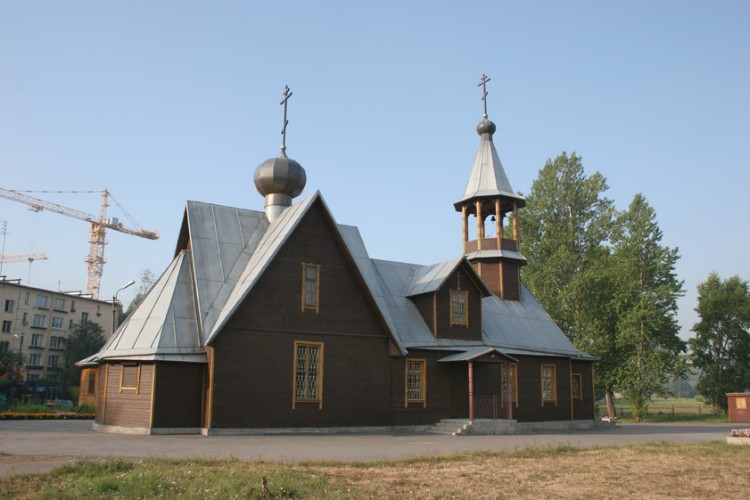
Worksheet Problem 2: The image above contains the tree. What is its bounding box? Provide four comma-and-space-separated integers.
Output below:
62, 320, 106, 389
519, 152, 620, 414
690, 273, 750, 412
610, 194, 686, 421
122, 268, 156, 321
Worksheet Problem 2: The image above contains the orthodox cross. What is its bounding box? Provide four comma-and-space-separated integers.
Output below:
478, 74, 491, 118
280, 85, 293, 153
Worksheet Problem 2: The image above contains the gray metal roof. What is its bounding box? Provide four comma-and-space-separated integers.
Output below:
91, 249, 205, 362
438, 347, 518, 363
86, 191, 591, 365
454, 125, 526, 208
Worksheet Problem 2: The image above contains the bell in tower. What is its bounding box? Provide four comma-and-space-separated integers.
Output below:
453, 75, 527, 300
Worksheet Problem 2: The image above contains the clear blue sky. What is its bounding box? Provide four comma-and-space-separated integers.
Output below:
1, 1, 748, 341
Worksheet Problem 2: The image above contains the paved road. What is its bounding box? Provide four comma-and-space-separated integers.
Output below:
0, 420, 738, 477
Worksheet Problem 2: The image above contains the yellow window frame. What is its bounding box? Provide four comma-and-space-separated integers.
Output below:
405, 358, 427, 408
541, 364, 557, 405
449, 289, 469, 326
301, 263, 321, 313
572, 373, 583, 401
119, 363, 141, 393
292, 341, 324, 409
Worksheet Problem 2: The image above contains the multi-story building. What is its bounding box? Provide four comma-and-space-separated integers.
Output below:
0, 277, 117, 385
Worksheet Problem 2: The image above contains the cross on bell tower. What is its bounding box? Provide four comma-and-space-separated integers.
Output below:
453, 75, 527, 300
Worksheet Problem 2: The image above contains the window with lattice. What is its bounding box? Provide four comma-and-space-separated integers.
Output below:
301, 263, 321, 312
501, 363, 518, 407
541, 364, 557, 404
450, 290, 469, 326
405, 359, 426, 407
293, 342, 323, 408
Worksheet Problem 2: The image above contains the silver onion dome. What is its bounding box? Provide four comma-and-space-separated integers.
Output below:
476, 118, 497, 137
253, 152, 307, 222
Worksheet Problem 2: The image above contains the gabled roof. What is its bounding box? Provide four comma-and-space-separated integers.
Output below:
405, 258, 491, 297
205, 192, 323, 344
86, 190, 592, 365
90, 249, 205, 363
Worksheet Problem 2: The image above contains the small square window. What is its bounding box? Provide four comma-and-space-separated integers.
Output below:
31, 334, 44, 347
4, 299, 14, 313
51, 317, 64, 329
1, 320, 11, 333
36, 295, 48, 309
119, 363, 140, 393
54, 298, 65, 311
33, 314, 46, 328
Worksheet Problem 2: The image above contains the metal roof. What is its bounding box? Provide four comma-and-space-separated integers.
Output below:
85, 191, 591, 365
453, 123, 526, 208
438, 347, 518, 363
91, 249, 205, 362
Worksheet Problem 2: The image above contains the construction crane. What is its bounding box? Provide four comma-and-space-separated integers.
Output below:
0, 252, 48, 264
0, 188, 158, 299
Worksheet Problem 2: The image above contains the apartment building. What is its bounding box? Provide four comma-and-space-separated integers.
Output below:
0, 277, 117, 384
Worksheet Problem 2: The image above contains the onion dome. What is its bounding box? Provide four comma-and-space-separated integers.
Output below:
253, 152, 307, 222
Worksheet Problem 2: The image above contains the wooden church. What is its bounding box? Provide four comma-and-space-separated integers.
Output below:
80, 80, 595, 434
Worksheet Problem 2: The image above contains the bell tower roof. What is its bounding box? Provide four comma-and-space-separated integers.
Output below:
454, 75, 525, 211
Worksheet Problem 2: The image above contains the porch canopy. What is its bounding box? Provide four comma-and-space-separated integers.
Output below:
438, 347, 518, 421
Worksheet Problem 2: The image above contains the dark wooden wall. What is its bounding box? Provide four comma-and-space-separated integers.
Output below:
209, 200, 394, 428
152, 362, 205, 428
571, 360, 595, 420
513, 355, 572, 422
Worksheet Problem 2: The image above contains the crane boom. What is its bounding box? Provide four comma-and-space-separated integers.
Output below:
0, 188, 158, 299
0, 252, 48, 264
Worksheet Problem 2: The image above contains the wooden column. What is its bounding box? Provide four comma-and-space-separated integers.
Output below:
468, 361, 475, 422
495, 199, 502, 246
462, 205, 468, 253
475, 200, 484, 249
513, 202, 520, 241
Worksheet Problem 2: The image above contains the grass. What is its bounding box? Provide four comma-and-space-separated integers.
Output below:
0, 442, 748, 499
598, 397, 726, 423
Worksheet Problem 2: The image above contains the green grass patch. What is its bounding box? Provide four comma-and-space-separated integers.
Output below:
2, 442, 747, 499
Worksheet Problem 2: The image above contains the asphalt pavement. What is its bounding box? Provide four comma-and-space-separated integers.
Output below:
0, 420, 738, 477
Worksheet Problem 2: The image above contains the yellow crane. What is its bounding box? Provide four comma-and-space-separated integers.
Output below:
0, 252, 48, 264
0, 188, 158, 299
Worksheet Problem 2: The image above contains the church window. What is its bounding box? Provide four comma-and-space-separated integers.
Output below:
572, 373, 583, 401
405, 359, 426, 407
301, 263, 321, 312
501, 363, 518, 407
450, 290, 469, 326
541, 364, 557, 404
87, 372, 97, 395
293, 341, 323, 408
119, 363, 140, 393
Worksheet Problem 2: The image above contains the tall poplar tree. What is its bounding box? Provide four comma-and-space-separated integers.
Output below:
610, 194, 686, 421
519, 152, 621, 414
690, 273, 750, 412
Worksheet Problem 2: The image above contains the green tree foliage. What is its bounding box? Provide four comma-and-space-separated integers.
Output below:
689, 273, 750, 412
610, 194, 686, 421
519, 152, 621, 413
122, 269, 156, 321
62, 320, 106, 388
520, 153, 686, 419
519, 152, 615, 341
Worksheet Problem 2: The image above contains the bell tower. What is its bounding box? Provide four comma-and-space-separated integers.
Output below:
453, 75, 526, 300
